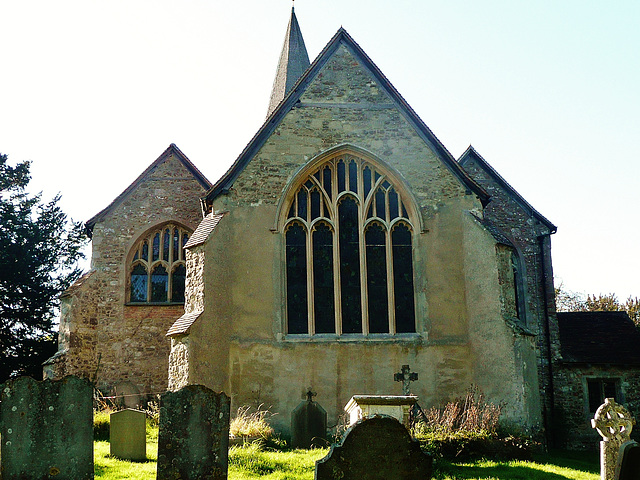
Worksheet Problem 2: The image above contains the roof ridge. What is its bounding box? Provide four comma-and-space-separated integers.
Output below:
203, 28, 488, 207
86, 144, 213, 237
458, 146, 557, 233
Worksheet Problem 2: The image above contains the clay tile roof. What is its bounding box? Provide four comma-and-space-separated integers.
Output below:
60, 270, 96, 298
184, 212, 225, 249
166, 310, 202, 336
557, 311, 640, 365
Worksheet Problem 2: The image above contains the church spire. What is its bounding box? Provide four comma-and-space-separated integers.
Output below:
267, 6, 310, 117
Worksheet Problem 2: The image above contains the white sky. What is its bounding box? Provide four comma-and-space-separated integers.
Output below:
1, 0, 638, 300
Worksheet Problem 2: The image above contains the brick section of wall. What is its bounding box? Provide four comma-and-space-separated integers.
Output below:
553, 365, 640, 449
52, 150, 208, 396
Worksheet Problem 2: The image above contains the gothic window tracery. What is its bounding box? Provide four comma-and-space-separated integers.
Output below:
128, 224, 190, 304
283, 153, 416, 335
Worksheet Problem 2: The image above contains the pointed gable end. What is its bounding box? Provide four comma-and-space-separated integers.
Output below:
458, 146, 556, 234
86, 144, 212, 237
203, 28, 488, 210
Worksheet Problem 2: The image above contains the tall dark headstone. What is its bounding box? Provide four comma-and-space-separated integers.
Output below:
616, 441, 640, 480
157, 385, 230, 480
291, 390, 328, 448
0, 375, 94, 480
315, 416, 432, 480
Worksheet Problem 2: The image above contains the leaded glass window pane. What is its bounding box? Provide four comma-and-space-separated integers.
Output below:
286, 223, 308, 334
311, 190, 321, 220
151, 265, 168, 302
348, 160, 358, 193
339, 197, 362, 333
313, 223, 335, 334
142, 241, 149, 261
392, 224, 415, 333
163, 229, 170, 261
130, 264, 148, 302
152, 233, 160, 261
172, 264, 186, 303
297, 190, 308, 222
173, 229, 180, 263
366, 224, 389, 333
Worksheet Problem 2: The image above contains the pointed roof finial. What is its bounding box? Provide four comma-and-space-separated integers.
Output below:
267, 5, 310, 117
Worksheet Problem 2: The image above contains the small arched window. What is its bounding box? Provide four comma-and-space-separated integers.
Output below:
129, 224, 191, 304
283, 153, 416, 335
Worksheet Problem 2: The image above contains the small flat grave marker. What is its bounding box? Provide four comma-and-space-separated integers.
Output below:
110, 408, 146, 461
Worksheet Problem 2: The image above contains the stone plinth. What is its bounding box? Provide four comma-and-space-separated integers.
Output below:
345, 395, 418, 428
110, 408, 146, 461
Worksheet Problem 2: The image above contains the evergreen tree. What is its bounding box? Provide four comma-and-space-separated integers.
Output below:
0, 153, 86, 381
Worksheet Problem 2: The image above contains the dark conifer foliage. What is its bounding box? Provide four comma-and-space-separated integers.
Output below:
0, 153, 87, 381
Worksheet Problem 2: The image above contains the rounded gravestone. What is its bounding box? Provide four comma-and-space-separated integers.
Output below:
315, 415, 432, 480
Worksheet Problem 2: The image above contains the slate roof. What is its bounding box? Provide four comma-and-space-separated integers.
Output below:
557, 311, 640, 365
267, 7, 310, 117
184, 212, 225, 249
85, 144, 212, 238
166, 311, 202, 336
203, 28, 488, 209
458, 146, 557, 234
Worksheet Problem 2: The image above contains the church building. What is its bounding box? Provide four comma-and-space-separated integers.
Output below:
47, 8, 578, 442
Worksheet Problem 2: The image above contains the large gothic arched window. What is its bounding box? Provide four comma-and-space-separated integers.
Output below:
283, 153, 416, 335
128, 224, 190, 304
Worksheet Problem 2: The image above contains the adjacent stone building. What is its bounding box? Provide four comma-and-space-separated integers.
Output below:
553, 311, 640, 449
46, 8, 634, 446
44, 145, 211, 400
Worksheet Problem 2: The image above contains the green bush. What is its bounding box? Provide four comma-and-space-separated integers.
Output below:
94, 409, 111, 441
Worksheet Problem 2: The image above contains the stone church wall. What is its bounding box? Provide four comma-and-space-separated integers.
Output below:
458, 155, 558, 436
167, 42, 544, 434
51, 149, 208, 398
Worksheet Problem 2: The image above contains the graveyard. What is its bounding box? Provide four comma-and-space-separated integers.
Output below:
0, 375, 609, 480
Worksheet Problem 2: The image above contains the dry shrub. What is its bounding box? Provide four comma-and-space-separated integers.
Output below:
230, 405, 275, 440
420, 385, 502, 435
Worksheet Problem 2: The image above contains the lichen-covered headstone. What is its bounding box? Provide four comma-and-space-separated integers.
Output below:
0, 375, 93, 480
110, 408, 146, 461
315, 415, 432, 480
157, 385, 230, 480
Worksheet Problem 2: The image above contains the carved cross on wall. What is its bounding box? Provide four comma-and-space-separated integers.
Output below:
394, 365, 418, 395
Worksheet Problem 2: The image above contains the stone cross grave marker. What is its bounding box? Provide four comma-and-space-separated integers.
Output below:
0, 375, 94, 480
315, 416, 432, 480
110, 408, 146, 461
394, 364, 418, 395
592, 398, 636, 480
157, 384, 230, 480
291, 389, 328, 448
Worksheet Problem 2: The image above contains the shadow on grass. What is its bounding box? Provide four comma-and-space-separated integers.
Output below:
433, 450, 599, 480
434, 463, 577, 480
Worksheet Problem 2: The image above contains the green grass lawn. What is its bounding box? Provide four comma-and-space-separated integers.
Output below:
94, 433, 599, 480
